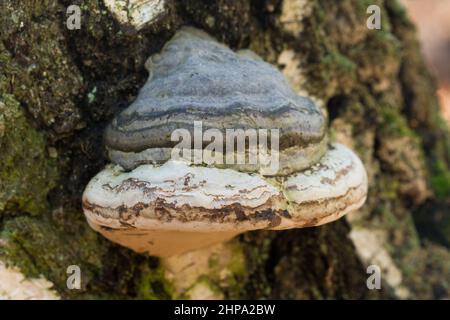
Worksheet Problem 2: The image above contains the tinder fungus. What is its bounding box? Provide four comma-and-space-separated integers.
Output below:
82, 27, 368, 257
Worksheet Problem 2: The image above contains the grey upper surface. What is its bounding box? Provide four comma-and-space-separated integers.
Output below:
105, 27, 325, 153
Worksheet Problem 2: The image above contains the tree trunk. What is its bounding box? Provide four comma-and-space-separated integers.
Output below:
1, 0, 449, 299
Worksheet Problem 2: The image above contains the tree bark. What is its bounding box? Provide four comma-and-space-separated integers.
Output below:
0, 0, 449, 299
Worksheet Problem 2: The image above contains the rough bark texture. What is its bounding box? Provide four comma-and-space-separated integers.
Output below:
0, 0, 449, 299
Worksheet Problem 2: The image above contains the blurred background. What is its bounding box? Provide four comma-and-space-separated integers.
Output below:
402, 0, 450, 123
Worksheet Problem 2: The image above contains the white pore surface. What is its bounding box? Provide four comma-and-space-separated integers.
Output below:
83, 159, 280, 210
283, 143, 367, 203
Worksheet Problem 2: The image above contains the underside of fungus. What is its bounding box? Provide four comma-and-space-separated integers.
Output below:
82, 26, 368, 257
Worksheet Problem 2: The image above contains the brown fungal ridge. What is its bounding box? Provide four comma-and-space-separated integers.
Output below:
101, 176, 277, 203
82, 178, 366, 232
102, 178, 157, 194
318, 162, 353, 185
277, 180, 364, 224
82, 196, 287, 229
99, 225, 118, 232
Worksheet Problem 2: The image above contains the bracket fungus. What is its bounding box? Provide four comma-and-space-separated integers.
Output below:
82, 27, 368, 258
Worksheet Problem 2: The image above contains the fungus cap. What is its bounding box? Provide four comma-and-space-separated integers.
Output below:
104, 26, 327, 175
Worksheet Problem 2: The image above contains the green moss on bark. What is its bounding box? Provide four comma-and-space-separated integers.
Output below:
0, 215, 105, 297
0, 1, 84, 136
136, 263, 174, 300
431, 161, 450, 199
0, 94, 57, 215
